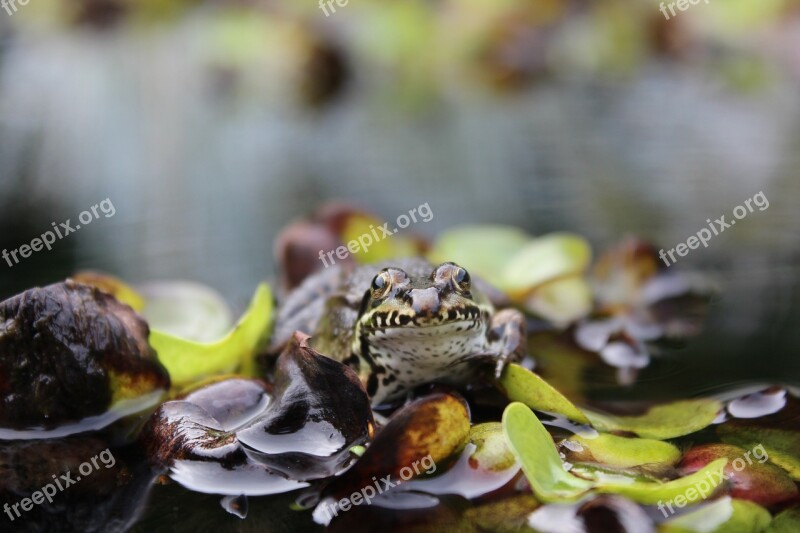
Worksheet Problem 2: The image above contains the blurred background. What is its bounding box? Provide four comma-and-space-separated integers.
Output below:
1, 0, 799, 385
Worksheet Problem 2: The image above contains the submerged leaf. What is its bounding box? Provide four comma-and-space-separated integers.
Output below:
149, 283, 273, 386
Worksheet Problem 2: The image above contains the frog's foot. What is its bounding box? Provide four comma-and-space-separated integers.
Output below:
488, 308, 527, 378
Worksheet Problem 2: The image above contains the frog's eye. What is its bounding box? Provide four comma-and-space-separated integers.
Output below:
452, 267, 471, 291
371, 272, 391, 297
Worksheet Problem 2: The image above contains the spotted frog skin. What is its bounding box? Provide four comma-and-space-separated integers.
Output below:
271, 258, 526, 405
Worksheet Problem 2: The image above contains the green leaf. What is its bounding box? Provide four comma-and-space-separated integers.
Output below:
497, 364, 591, 425
427, 225, 531, 288
503, 403, 728, 505
500, 233, 592, 295
502, 402, 594, 502
718, 425, 800, 481
767, 508, 800, 533
468, 422, 518, 473
139, 281, 233, 343
660, 497, 772, 533
149, 284, 273, 386
585, 400, 723, 440
564, 433, 681, 469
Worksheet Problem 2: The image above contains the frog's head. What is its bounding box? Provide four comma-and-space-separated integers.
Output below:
353, 261, 493, 385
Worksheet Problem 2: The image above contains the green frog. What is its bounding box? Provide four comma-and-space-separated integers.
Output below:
270, 258, 526, 405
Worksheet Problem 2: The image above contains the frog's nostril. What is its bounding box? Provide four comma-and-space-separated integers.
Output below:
410, 287, 440, 315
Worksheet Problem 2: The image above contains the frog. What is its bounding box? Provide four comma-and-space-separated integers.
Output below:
270, 258, 526, 406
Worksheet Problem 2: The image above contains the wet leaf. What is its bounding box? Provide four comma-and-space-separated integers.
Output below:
468, 422, 518, 473
561, 433, 681, 470
717, 394, 800, 480
767, 508, 800, 532
498, 363, 721, 440
680, 444, 798, 507
502, 402, 595, 502
141, 399, 308, 496
322, 392, 470, 503
397, 422, 520, 500
149, 283, 273, 386
503, 403, 728, 505
660, 497, 772, 533
236, 333, 374, 480
463, 494, 540, 532
497, 363, 591, 425
428, 225, 531, 288
0, 280, 169, 436
584, 399, 723, 440
528, 495, 655, 533
72, 271, 145, 311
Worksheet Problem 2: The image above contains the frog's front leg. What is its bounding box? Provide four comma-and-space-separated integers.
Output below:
487, 308, 527, 378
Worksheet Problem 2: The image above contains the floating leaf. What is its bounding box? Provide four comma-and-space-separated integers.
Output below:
717, 394, 800, 480
468, 422, 518, 473
428, 225, 531, 288
498, 364, 721, 440
585, 399, 723, 440
497, 364, 591, 425
237, 333, 373, 480
149, 284, 273, 387
321, 392, 470, 505
500, 233, 591, 296
464, 494, 540, 532
502, 403, 728, 505
767, 508, 800, 532
562, 433, 681, 470
0, 281, 169, 438
72, 271, 145, 311
660, 497, 772, 533
502, 402, 595, 502
522, 276, 593, 325
138, 281, 234, 343
680, 444, 798, 507
398, 422, 520, 500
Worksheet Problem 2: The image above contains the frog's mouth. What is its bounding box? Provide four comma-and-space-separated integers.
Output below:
360, 306, 487, 330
